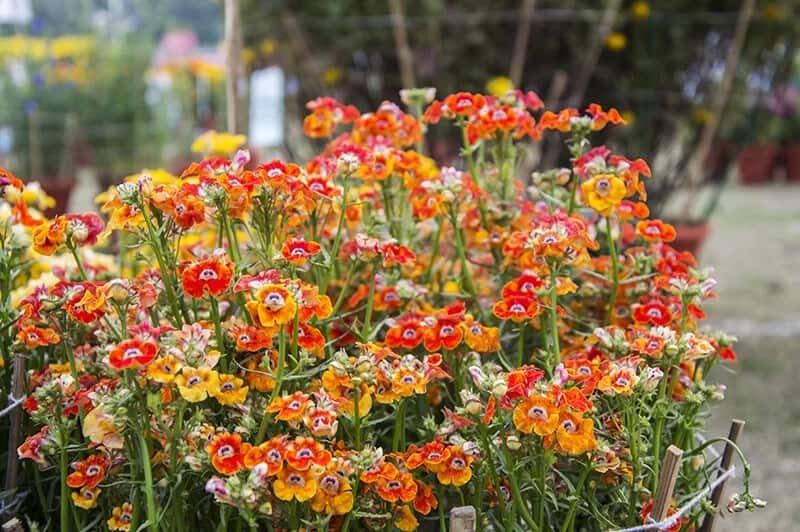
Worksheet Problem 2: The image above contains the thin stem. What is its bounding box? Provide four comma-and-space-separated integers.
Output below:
60, 428, 70, 532
561, 461, 592, 532
605, 216, 619, 325
548, 266, 561, 373
208, 297, 226, 370
392, 400, 406, 452
257, 328, 286, 444
353, 381, 362, 450
138, 431, 160, 532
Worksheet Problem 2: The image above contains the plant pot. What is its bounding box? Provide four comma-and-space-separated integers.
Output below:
783, 143, 800, 183
670, 222, 711, 257
704, 139, 734, 177
737, 143, 778, 185
36, 177, 77, 216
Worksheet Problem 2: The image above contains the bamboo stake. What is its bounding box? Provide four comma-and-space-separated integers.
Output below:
566, 0, 623, 108
681, 0, 755, 218
4, 355, 26, 494
224, 0, 243, 134
388, 0, 416, 89
651, 445, 683, 521
449, 506, 476, 532
698, 420, 745, 532
509, 0, 537, 87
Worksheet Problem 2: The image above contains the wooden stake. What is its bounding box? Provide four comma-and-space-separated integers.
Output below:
509, 0, 537, 87
698, 419, 745, 532
681, 0, 755, 218
388, 0, 416, 90
4, 355, 26, 494
449, 506, 476, 532
651, 445, 683, 521
224, 0, 243, 134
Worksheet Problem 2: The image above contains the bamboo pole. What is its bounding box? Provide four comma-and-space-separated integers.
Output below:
681, 0, 755, 218
651, 445, 683, 521
566, 0, 622, 108
449, 506, 476, 532
698, 420, 745, 532
224, 0, 243, 134
4, 355, 26, 494
509, 0, 537, 87
388, 0, 416, 89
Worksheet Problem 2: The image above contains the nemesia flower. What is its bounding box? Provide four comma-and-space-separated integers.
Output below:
108, 337, 158, 370
71, 486, 101, 509
32, 217, 68, 255
581, 174, 627, 216
246, 284, 297, 327
213, 374, 249, 405
206, 432, 251, 475
175, 367, 221, 402
180, 254, 234, 298
273, 467, 318, 502
107, 503, 134, 531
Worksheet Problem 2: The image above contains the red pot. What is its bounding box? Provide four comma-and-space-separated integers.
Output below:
670, 223, 711, 257
737, 143, 778, 185
784, 143, 800, 183
704, 140, 734, 177
37, 177, 77, 216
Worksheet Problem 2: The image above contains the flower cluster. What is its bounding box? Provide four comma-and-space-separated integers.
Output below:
2, 88, 759, 531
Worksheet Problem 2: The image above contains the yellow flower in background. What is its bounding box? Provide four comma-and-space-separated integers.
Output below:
631, 1, 651, 20
486, 76, 514, 97
50, 35, 95, 60
322, 66, 343, 87
191, 131, 247, 156
621, 111, 635, 125
762, 3, 786, 21
123, 168, 178, 186
260, 39, 277, 57
605, 32, 627, 52
6, 182, 55, 211
692, 108, 713, 125
189, 59, 225, 83
241, 47, 256, 67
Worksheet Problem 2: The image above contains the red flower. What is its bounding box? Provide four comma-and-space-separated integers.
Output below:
64, 213, 104, 246
632, 301, 673, 326
180, 254, 234, 298
206, 433, 251, 476
637, 219, 677, 243
108, 338, 158, 370
423, 315, 463, 352
493, 295, 542, 322
67, 454, 109, 489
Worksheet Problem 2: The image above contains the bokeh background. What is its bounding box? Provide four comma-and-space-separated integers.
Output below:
0, 1, 797, 529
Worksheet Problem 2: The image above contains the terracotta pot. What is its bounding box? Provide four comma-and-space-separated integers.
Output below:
737, 143, 778, 185
784, 143, 800, 183
670, 223, 711, 257
37, 177, 77, 216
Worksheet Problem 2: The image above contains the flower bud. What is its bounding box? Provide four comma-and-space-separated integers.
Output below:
506, 434, 522, 451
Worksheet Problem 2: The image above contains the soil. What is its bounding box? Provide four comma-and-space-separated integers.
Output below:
702, 184, 800, 530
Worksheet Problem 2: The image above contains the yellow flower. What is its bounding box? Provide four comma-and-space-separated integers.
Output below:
259, 39, 277, 57
83, 405, 124, 449
394, 505, 419, 531
580, 174, 627, 216
213, 374, 249, 405
621, 111, 635, 125
175, 367, 221, 402
71, 487, 101, 509
311, 472, 354, 515
692, 108, 713, 125
107, 502, 134, 531
191, 130, 247, 156
605, 32, 627, 52
486, 76, 514, 97
146, 355, 183, 384
273, 467, 318, 502
322, 66, 343, 87
631, 1, 651, 20
762, 3, 786, 21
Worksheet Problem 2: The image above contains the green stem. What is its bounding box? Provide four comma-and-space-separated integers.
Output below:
139, 204, 185, 326
60, 429, 70, 532
392, 400, 406, 452
478, 425, 509, 528
138, 431, 160, 532
257, 329, 286, 443
424, 217, 444, 286
503, 447, 539, 531
560, 461, 592, 532
360, 261, 378, 341
605, 216, 619, 325
548, 266, 561, 373
330, 259, 358, 316
353, 381, 362, 450
516, 323, 526, 368
208, 297, 226, 370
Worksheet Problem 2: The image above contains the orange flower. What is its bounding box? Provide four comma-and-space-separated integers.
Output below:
206, 432, 251, 476
243, 352, 276, 392
436, 447, 474, 487
67, 454, 109, 489
71, 486, 101, 509
281, 237, 322, 266
321, 368, 372, 417
597, 366, 639, 396
394, 505, 420, 532
413, 481, 438, 515
180, 255, 234, 298
493, 295, 542, 323
360, 459, 399, 484
273, 466, 318, 502
213, 374, 249, 405
228, 324, 273, 351
636, 219, 677, 242
303, 407, 339, 438
376, 471, 418, 503
443, 92, 486, 117
285, 437, 332, 472
267, 391, 312, 425
146, 355, 183, 383
423, 316, 463, 352
65, 283, 107, 324
244, 436, 287, 474
246, 284, 297, 327
311, 469, 354, 515
555, 413, 597, 455
463, 318, 500, 352
32, 217, 67, 255
513, 395, 561, 435
108, 338, 158, 370
385, 314, 425, 349
392, 367, 428, 397
16, 325, 60, 348
288, 323, 326, 357
402, 440, 451, 471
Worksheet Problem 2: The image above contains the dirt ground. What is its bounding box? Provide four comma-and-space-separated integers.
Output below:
701, 184, 800, 531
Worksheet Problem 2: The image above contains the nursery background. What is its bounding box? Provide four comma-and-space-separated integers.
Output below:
0, 0, 798, 530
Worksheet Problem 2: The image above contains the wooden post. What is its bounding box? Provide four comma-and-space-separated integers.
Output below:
449, 506, 476, 532
4, 355, 26, 494
698, 420, 745, 532
224, 0, 243, 134
388, 0, 416, 90
509, 0, 537, 87
651, 445, 683, 521
681, 0, 755, 217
